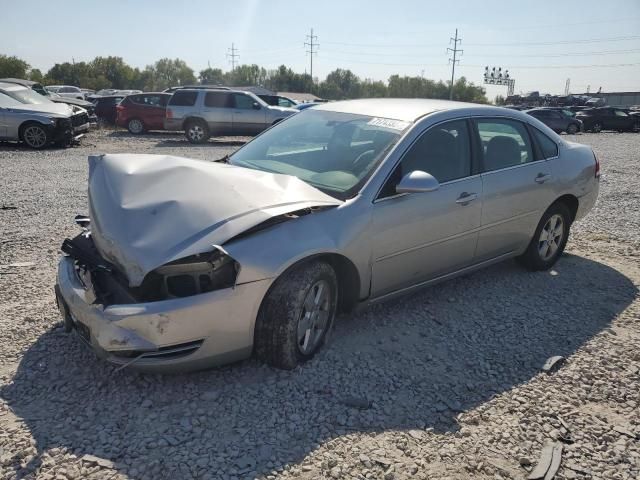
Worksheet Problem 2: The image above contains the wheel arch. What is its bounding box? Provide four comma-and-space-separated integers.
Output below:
552, 194, 579, 223
182, 116, 207, 130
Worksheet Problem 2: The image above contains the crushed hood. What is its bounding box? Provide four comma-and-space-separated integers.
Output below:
87, 154, 341, 286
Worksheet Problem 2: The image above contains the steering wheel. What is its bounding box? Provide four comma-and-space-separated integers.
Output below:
352, 149, 376, 174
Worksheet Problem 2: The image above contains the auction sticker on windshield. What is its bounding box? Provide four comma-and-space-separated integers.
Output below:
367, 117, 411, 131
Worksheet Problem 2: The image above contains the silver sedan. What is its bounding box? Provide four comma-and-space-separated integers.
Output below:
55, 99, 600, 372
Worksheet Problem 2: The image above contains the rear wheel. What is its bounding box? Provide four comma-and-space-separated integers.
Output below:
254, 261, 338, 369
20, 123, 51, 149
591, 122, 602, 133
566, 123, 578, 134
517, 202, 571, 271
632, 122, 640, 133
127, 118, 145, 134
185, 119, 209, 144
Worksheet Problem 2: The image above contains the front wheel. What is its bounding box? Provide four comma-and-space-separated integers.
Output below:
591, 122, 603, 133
566, 123, 578, 134
21, 123, 51, 149
254, 261, 338, 369
632, 122, 640, 133
517, 203, 571, 271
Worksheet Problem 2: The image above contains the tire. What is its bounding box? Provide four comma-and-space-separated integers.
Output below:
591, 122, 602, 133
127, 118, 145, 134
632, 122, 640, 133
254, 261, 338, 369
566, 123, 578, 134
517, 202, 572, 271
184, 119, 209, 144
20, 122, 51, 149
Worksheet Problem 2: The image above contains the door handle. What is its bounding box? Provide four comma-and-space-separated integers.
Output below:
535, 173, 551, 184
456, 192, 478, 205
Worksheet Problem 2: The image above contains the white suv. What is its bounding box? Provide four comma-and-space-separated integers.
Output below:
164, 88, 297, 143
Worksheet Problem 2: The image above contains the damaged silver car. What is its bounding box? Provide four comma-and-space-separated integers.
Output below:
55, 99, 600, 372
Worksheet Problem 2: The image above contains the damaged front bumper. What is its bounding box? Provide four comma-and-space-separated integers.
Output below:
55, 256, 271, 372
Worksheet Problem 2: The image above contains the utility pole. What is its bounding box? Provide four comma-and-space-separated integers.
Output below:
447, 29, 463, 100
227, 43, 239, 71
564, 78, 571, 96
304, 28, 319, 89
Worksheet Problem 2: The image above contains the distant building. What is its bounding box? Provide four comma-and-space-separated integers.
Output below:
578, 92, 640, 108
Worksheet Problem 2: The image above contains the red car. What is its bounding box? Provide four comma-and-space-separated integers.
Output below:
116, 93, 171, 133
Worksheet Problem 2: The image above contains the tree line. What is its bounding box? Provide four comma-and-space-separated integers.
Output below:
0, 54, 487, 103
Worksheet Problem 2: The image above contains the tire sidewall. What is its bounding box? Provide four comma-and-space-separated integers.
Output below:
127, 118, 145, 134
521, 203, 571, 271
20, 123, 51, 149
254, 261, 338, 369
185, 120, 209, 144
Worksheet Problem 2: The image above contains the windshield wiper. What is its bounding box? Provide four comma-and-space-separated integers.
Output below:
215, 154, 229, 164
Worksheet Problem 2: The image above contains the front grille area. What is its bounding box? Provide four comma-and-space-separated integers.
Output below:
110, 339, 204, 360
71, 112, 89, 127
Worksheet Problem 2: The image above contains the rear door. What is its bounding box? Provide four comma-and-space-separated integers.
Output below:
231, 93, 267, 135
202, 91, 233, 135
474, 118, 555, 261
138, 94, 167, 130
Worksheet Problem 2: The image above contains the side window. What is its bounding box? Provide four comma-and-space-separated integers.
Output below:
169, 91, 198, 107
278, 98, 294, 107
380, 120, 471, 198
531, 127, 558, 159
204, 92, 230, 108
614, 110, 628, 117
476, 119, 534, 172
233, 93, 255, 110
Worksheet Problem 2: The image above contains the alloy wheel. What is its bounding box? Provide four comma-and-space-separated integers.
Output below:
593, 123, 602, 133
297, 280, 331, 355
538, 214, 564, 261
188, 125, 204, 141
128, 119, 143, 134
23, 126, 48, 148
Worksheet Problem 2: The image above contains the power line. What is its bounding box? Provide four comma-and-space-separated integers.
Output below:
304, 28, 319, 85
227, 43, 239, 70
447, 28, 462, 100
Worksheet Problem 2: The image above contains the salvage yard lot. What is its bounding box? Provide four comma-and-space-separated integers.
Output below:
0, 130, 639, 480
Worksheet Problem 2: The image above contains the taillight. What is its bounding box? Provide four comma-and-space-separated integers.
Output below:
593, 151, 600, 179
166, 108, 173, 119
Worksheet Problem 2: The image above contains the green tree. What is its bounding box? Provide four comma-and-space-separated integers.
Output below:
199, 67, 225, 85
0, 54, 30, 78
28, 68, 43, 83
319, 69, 361, 99
494, 94, 506, 105
148, 58, 196, 90
225, 64, 267, 86
90, 56, 135, 89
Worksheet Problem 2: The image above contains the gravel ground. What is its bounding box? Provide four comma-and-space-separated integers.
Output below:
0, 129, 639, 480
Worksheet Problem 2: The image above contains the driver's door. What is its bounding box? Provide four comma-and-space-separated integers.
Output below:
370, 119, 482, 297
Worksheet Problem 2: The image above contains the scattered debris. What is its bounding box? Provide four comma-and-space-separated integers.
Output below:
527, 442, 564, 479
81, 454, 115, 469
542, 356, 565, 374
0, 205, 17, 210
0, 262, 36, 268
613, 425, 638, 439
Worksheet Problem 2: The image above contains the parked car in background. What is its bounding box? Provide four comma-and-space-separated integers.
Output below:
92, 95, 126, 125
56, 99, 599, 372
116, 93, 171, 133
258, 94, 298, 108
0, 82, 89, 148
526, 108, 582, 134
576, 107, 640, 133
295, 102, 320, 111
164, 88, 297, 143
163, 85, 230, 93
46, 85, 85, 100
0, 78, 97, 123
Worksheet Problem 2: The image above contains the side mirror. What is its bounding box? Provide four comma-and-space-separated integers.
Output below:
252, 102, 261, 110
396, 170, 440, 194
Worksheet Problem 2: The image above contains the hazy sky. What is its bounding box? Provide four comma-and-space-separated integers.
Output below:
2, 0, 639, 97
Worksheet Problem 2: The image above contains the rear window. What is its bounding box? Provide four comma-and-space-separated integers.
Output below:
204, 91, 230, 108
531, 127, 558, 159
169, 91, 198, 107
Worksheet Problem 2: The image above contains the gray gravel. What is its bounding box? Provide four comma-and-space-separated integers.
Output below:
1, 129, 639, 480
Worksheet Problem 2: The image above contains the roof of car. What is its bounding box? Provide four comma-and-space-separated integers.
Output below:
0, 82, 27, 91
0, 78, 38, 87
311, 98, 510, 122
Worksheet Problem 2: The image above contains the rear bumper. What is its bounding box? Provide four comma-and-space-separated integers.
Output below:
575, 181, 599, 222
55, 256, 271, 372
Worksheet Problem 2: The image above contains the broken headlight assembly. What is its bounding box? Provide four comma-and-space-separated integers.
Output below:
153, 250, 239, 299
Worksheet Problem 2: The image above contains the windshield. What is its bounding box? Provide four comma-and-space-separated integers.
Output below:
5, 87, 53, 105
0, 92, 23, 107
229, 110, 408, 199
